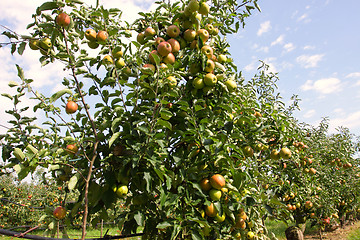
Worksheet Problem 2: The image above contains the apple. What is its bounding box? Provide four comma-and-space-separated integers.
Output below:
53, 206, 66, 220
85, 29, 97, 41
209, 189, 222, 201
192, 77, 204, 89
102, 55, 114, 65
270, 149, 280, 160
201, 45, 213, 59
88, 41, 99, 49
305, 200, 313, 209
205, 24, 214, 34
154, 37, 165, 46
218, 54, 227, 63
279, 147, 291, 159
137, 32, 146, 44
116, 185, 128, 198
309, 168, 317, 175
140, 63, 156, 75
163, 53, 176, 64
212, 27, 219, 35
157, 41, 172, 57
204, 73, 217, 86
149, 50, 160, 64
96, 30, 108, 42
224, 79, 237, 92
167, 38, 180, 53
247, 231, 255, 240
187, 0, 200, 12
144, 27, 156, 37
166, 25, 180, 38
199, 178, 212, 191
235, 218, 246, 229
159, 63, 168, 70
205, 202, 217, 217
204, 59, 215, 72
112, 48, 123, 59
183, 29, 197, 42
215, 213, 225, 222
40, 38, 52, 49
29, 40, 40, 50
66, 101, 78, 114
199, 2, 210, 15
56, 12, 71, 27
166, 76, 177, 88
115, 58, 126, 68
243, 146, 254, 157
210, 174, 225, 190
66, 144, 78, 154
197, 29, 209, 43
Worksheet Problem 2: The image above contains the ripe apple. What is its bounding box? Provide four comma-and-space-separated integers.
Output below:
149, 50, 160, 64
88, 41, 99, 49
137, 32, 146, 44
66, 144, 78, 154
309, 168, 317, 175
235, 218, 246, 229
166, 76, 177, 88
218, 54, 227, 63
112, 48, 123, 59
199, 178, 212, 191
116, 185, 128, 198
183, 29, 197, 42
166, 25, 180, 38
305, 201, 313, 209
157, 41, 172, 57
270, 149, 280, 160
159, 63, 168, 70
192, 77, 204, 89
210, 174, 225, 190
205, 202, 217, 217
225, 79, 237, 92
215, 213, 225, 222
40, 38, 52, 49
140, 63, 156, 75
247, 231, 255, 240
201, 45, 213, 59
96, 30, 108, 42
53, 206, 66, 220
85, 29, 97, 41
279, 147, 291, 159
205, 24, 214, 34
204, 59, 215, 72
163, 53, 176, 64
187, 0, 200, 12
102, 55, 114, 65
204, 73, 217, 86
115, 58, 126, 68
199, 2, 210, 15
209, 189, 222, 201
144, 27, 156, 37
197, 29, 209, 43
56, 12, 71, 27
243, 146, 254, 157
167, 38, 180, 53
66, 101, 78, 114
155, 37, 165, 45
29, 40, 40, 50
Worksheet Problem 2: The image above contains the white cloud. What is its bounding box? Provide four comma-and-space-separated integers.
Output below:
296, 54, 324, 68
303, 45, 316, 50
283, 43, 296, 52
346, 72, 360, 78
257, 21, 271, 36
263, 57, 278, 73
297, 13, 311, 23
271, 35, 285, 46
304, 109, 315, 118
244, 60, 257, 72
301, 78, 342, 94
329, 111, 360, 132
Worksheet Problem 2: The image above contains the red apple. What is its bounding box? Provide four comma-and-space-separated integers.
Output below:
66, 101, 78, 114
183, 29, 197, 42
154, 37, 165, 46
96, 30, 108, 42
137, 32, 146, 44
197, 29, 209, 42
163, 53, 176, 64
167, 38, 180, 53
145, 27, 156, 37
149, 50, 160, 64
56, 13, 71, 27
157, 41, 172, 57
166, 25, 180, 38
201, 45, 213, 59
53, 206, 66, 220
66, 144, 79, 154
140, 64, 156, 75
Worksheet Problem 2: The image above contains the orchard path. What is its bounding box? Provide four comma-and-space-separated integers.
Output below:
303, 221, 360, 240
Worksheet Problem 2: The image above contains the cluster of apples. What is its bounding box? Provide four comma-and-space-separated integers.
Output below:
85, 28, 109, 50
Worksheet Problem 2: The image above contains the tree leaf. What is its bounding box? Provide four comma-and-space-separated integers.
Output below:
109, 132, 121, 147
134, 211, 144, 226
68, 174, 79, 190
50, 89, 72, 103
13, 148, 25, 160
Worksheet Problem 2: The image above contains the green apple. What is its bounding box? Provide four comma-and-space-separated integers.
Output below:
280, 147, 292, 159
85, 29, 97, 41
209, 189, 222, 201
215, 213, 226, 222
144, 27, 156, 37
40, 38, 52, 49
218, 54, 227, 63
112, 47, 123, 58
102, 55, 114, 65
204, 59, 215, 72
166, 76, 177, 88
224, 79, 237, 92
29, 40, 40, 50
187, 0, 200, 12
270, 149, 280, 160
137, 32, 147, 44
183, 29, 197, 42
204, 73, 217, 86
201, 45, 213, 58
192, 77, 204, 89
199, 2, 210, 15
116, 185, 128, 198
88, 41, 99, 49
205, 24, 214, 34
115, 58, 126, 68
140, 64, 156, 75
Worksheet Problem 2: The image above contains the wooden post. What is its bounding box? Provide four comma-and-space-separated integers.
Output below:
100, 219, 103, 238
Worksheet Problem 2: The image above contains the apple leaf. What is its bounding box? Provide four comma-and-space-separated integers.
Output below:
156, 221, 172, 229
8, 81, 19, 88
49, 89, 72, 103
134, 211, 144, 227
109, 132, 121, 147
13, 148, 25, 160
68, 174, 79, 190
157, 119, 172, 130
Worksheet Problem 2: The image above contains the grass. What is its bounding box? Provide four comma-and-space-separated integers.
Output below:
0, 226, 142, 240
265, 219, 287, 240
347, 226, 360, 240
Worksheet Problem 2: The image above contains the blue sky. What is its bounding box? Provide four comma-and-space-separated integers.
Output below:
0, 0, 360, 136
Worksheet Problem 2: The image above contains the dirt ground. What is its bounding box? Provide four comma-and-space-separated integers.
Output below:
304, 221, 360, 240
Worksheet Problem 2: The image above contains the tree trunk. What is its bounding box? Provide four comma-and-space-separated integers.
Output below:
285, 226, 304, 240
